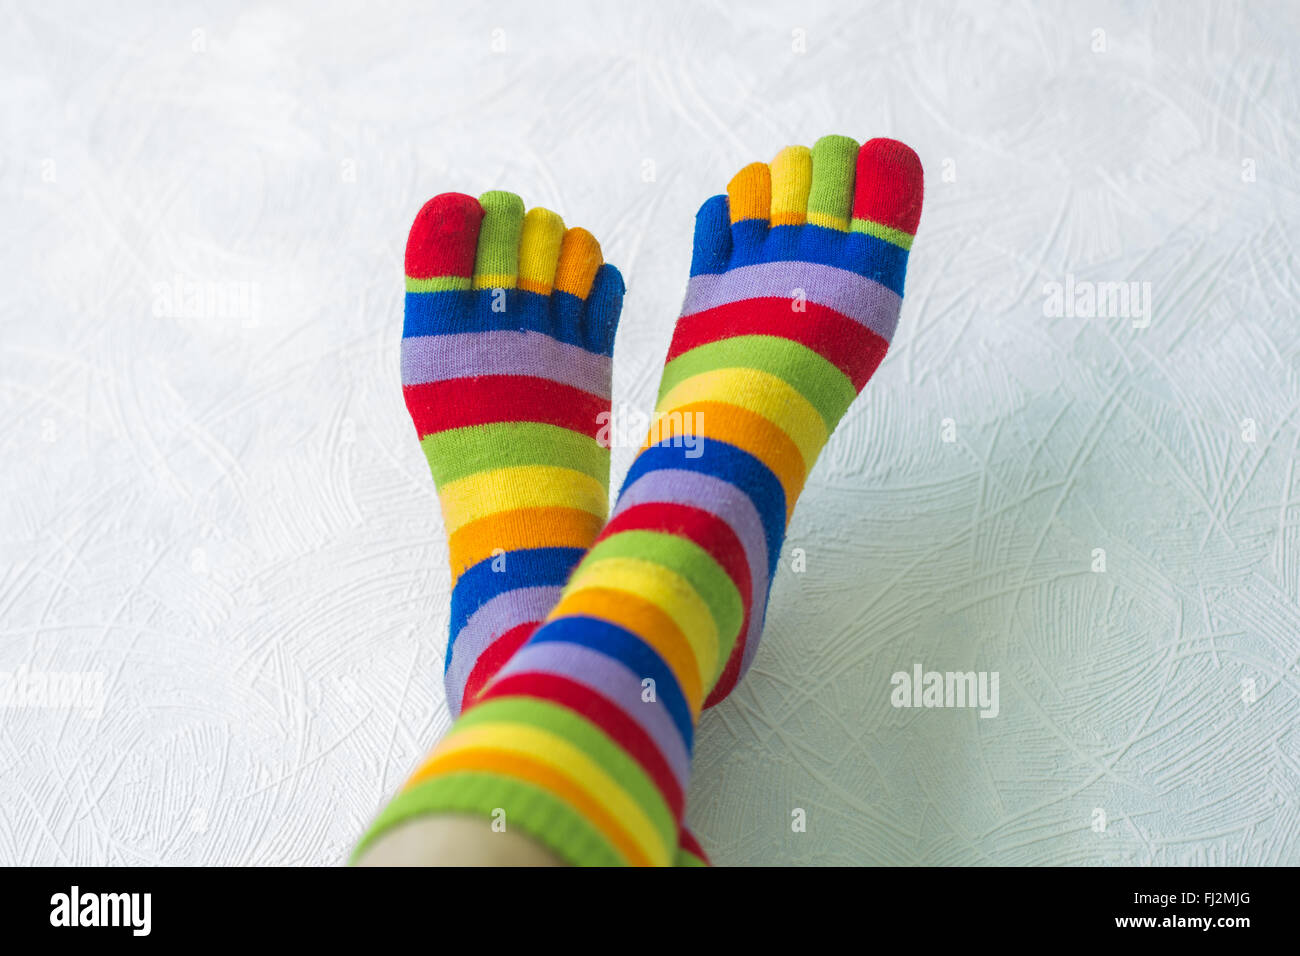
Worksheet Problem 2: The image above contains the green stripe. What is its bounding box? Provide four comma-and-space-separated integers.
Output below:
581, 530, 744, 671
657, 335, 856, 429
850, 217, 913, 250
422, 422, 609, 487
455, 696, 676, 852
352, 771, 624, 866
405, 275, 471, 293
676, 847, 708, 866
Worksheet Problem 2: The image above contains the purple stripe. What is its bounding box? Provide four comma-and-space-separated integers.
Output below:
613, 468, 769, 678
680, 261, 902, 343
495, 640, 691, 789
445, 585, 562, 716
402, 330, 612, 399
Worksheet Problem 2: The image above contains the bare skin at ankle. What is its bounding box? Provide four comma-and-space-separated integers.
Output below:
353, 814, 567, 866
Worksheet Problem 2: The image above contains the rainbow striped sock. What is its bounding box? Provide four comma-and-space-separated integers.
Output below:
389, 189, 707, 866
361, 137, 923, 865
401, 190, 621, 718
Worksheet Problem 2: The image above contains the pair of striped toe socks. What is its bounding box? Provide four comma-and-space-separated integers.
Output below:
358, 135, 924, 866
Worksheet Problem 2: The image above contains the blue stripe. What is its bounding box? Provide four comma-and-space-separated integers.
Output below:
619, 440, 786, 578
527, 616, 695, 753
447, 547, 586, 668
404, 288, 609, 353
700, 222, 908, 296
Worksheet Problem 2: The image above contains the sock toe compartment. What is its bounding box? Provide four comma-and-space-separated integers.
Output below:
553, 227, 604, 299
807, 135, 859, 231
689, 194, 732, 276
727, 162, 772, 225
518, 207, 566, 295
474, 190, 526, 288
583, 263, 625, 356
851, 138, 924, 246
769, 145, 812, 227
405, 192, 484, 285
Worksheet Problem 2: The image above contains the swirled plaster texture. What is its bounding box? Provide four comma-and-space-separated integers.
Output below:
2, 0, 1297, 865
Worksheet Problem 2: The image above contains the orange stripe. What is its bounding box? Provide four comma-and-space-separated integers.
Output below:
652, 400, 805, 521
550, 586, 705, 715
407, 748, 648, 865
448, 507, 606, 584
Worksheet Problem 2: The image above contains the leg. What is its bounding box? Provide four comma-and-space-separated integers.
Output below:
355, 815, 565, 866
359, 189, 707, 865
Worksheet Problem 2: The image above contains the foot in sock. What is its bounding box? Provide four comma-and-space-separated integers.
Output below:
401, 190, 621, 718
393, 190, 708, 866
662, 135, 922, 704
361, 136, 923, 865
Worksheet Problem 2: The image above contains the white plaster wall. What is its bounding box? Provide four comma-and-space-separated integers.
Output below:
2, 0, 1297, 865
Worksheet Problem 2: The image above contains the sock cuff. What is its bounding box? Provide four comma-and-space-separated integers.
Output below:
353, 771, 626, 867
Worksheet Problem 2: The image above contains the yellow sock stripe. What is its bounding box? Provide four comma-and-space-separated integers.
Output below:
565, 556, 719, 687
409, 722, 670, 865
657, 368, 828, 478
438, 465, 608, 537
447, 506, 606, 586
806, 211, 847, 230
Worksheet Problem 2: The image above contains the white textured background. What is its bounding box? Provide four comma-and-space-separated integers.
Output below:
2, 0, 1298, 866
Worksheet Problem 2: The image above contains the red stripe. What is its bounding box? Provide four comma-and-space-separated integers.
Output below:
596, 503, 752, 621
667, 298, 888, 391
705, 639, 745, 708
480, 672, 685, 818
403, 375, 608, 439
461, 621, 538, 711
595, 502, 759, 712
599, 502, 754, 710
